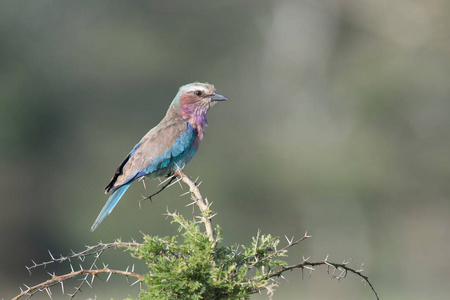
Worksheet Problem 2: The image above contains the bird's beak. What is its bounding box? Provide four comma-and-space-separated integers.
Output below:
210, 93, 228, 102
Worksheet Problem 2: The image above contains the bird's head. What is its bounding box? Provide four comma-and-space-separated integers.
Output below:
172, 82, 228, 139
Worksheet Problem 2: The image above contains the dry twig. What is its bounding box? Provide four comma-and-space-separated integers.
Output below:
269, 257, 380, 300
177, 170, 216, 244
12, 267, 143, 300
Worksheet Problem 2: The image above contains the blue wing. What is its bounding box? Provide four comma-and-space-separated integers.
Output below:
91, 121, 197, 231
107, 121, 197, 191
104, 142, 142, 193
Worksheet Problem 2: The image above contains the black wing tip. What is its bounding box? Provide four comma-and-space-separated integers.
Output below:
104, 151, 133, 194
104, 182, 113, 193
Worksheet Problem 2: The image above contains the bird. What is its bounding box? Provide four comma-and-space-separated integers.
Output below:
90, 82, 228, 231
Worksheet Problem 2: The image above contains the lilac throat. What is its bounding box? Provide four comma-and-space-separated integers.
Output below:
181, 105, 209, 139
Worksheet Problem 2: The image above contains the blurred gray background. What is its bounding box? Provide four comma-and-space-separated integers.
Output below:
1, 1, 449, 299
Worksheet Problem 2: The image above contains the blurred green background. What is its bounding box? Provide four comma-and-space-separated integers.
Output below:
1, 1, 449, 299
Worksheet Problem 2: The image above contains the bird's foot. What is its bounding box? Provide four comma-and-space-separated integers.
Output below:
138, 173, 180, 208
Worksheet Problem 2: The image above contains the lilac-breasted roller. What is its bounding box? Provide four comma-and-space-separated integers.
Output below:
90, 82, 227, 231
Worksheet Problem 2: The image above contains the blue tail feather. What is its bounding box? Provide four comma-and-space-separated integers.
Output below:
91, 183, 131, 231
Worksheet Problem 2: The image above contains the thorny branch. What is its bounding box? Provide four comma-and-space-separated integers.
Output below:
249, 233, 311, 269
12, 267, 143, 300
13, 240, 143, 300
141, 169, 216, 245
269, 256, 379, 300
177, 170, 216, 245
70, 247, 103, 299
242, 232, 379, 300
25, 240, 142, 271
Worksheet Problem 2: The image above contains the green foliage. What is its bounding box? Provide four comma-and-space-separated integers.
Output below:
127, 212, 287, 300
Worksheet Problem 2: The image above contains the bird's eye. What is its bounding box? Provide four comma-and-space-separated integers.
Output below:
195, 90, 203, 96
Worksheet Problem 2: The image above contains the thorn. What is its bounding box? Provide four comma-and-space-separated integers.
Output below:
70, 264, 74, 272
338, 269, 346, 278
158, 175, 173, 186
60, 281, 65, 294
208, 213, 218, 220
356, 263, 364, 273
284, 235, 294, 244
131, 279, 140, 286
48, 250, 55, 260
174, 162, 182, 172
85, 279, 92, 288
45, 286, 52, 299
331, 266, 337, 277
132, 264, 135, 272
106, 271, 112, 282
26, 266, 32, 276
91, 273, 95, 285
142, 179, 147, 190
343, 258, 353, 265
196, 181, 202, 187
325, 261, 334, 267
167, 177, 182, 189
180, 190, 192, 197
